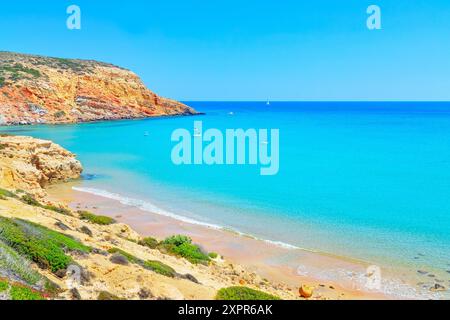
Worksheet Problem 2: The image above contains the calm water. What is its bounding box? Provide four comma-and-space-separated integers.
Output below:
2, 102, 450, 290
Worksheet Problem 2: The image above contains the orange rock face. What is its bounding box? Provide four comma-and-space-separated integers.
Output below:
0, 52, 196, 125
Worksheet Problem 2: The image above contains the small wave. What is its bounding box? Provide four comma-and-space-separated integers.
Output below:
72, 186, 302, 250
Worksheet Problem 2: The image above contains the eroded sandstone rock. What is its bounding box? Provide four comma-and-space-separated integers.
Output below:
0, 52, 196, 125
0, 135, 82, 196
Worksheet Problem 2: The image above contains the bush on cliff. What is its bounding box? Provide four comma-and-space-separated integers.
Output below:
0, 217, 90, 273
216, 287, 281, 301
16, 193, 72, 216
0, 240, 43, 286
0, 278, 46, 300
97, 291, 122, 300
143, 260, 176, 278
20, 194, 41, 207
0, 188, 17, 199
78, 211, 116, 225
107, 248, 141, 264
138, 237, 159, 249
43, 205, 72, 216
161, 235, 210, 265
208, 252, 219, 259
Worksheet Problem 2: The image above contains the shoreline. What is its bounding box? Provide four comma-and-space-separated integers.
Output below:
47, 181, 449, 300
47, 182, 392, 300
0, 112, 205, 128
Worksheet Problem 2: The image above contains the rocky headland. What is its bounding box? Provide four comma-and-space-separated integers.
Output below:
0, 52, 196, 125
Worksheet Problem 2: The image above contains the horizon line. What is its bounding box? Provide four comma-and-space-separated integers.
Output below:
180, 100, 450, 103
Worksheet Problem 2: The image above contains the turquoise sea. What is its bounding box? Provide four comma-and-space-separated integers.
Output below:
2, 102, 450, 297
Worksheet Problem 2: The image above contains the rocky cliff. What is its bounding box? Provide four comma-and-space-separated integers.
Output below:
0, 52, 196, 125
0, 135, 82, 195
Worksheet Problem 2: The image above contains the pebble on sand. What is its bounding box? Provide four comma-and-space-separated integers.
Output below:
299, 285, 314, 299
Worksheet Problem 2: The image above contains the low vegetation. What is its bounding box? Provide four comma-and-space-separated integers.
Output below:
216, 287, 281, 301
20, 194, 42, 207
0, 217, 90, 273
138, 237, 159, 249
78, 211, 116, 225
161, 235, 210, 265
97, 291, 121, 300
143, 260, 176, 278
9, 284, 46, 300
107, 247, 177, 278
0, 188, 17, 199
0, 240, 43, 286
208, 252, 219, 259
54, 110, 66, 119
43, 205, 72, 216
0, 278, 46, 300
15, 192, 73, 216
0, 63, 41, 83
107, 248, 141, 264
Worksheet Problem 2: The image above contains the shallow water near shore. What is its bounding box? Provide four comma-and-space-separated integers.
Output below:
2, 101, 450, 299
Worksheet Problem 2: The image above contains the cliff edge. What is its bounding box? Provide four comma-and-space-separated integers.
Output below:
0, 52, 196, 125
0, 135, 82, 196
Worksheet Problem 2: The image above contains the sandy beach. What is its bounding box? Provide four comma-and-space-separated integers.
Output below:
47, 181, 389, 300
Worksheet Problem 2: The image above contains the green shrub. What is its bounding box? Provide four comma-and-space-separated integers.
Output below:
143, 260, 176, 278
171, 242, 210, 264
138, 237, 159, 249
163, 235, 192, 247
0, 279, 46, 300
98, 291, 121, 300
78, 211, 116, 225
54, 110, 66, 119
21, 194, 41, 207
0, 63, 41, 81
161, 235, 210, 264
0, 240, 43, 286
10, 284, 45, 300
0, 217, 90, 273
216, 287, 281, 301
107, 248, 141, 264
0, 279, 8, 292
0, 188, 17, 198
43, 205, 72, 216
208, 252, 219, 259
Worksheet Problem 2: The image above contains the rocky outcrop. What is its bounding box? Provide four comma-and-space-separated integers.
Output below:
0, 52, 196, 125
0, 135, 82, 195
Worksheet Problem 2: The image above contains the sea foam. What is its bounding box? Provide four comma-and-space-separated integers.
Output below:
72, 186, 301, 250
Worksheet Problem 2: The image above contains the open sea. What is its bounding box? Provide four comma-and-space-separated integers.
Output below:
2, 101, 450, 297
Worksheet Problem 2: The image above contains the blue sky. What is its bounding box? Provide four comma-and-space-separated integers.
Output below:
1, 0, 449, 101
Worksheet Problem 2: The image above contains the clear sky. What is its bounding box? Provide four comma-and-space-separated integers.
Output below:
1, 0, 449, 101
